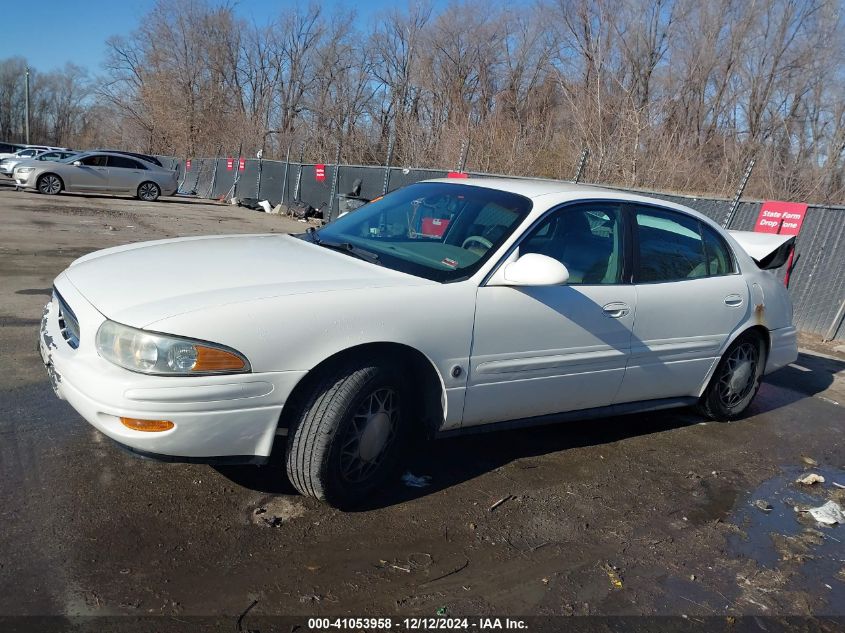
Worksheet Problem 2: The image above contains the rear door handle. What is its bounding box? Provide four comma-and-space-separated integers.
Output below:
602, 302, 631, 318
724, 294, 743, 307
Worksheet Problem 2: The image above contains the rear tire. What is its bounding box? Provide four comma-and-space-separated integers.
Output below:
698, 331, 767, 421
285, 359, 410, 508
137, 181, 160, 201
37, 174, 63, 195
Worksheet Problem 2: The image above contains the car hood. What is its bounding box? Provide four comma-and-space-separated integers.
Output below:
62, 233, 432, 327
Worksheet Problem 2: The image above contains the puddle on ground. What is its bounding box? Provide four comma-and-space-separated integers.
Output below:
728, 465, 845, 609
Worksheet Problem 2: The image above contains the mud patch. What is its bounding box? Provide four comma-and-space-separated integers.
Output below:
36, 247, 100, 259
0, 316, 41, 327
30, 205, 136, 220
249, 496, 307, 527
728, 465, 845, 611
15, 288, 52, 296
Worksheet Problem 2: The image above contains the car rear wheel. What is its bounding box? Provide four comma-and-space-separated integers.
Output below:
137, 181, 160, 202
285, 359, 410, 508
698, 331, 767, 421
37, 174, 63, 195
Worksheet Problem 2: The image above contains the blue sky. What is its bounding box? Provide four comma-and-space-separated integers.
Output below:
1, 0, 429, 74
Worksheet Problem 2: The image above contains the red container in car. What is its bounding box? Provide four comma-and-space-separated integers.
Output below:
421, 217, 450, 237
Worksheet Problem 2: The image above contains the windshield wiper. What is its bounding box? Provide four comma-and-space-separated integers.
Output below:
303, 228, 381, 265
321, 241, 382, 265
305, 226, 321, 243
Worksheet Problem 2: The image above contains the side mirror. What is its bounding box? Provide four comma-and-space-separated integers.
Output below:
489, 253, 569, 287
72, 160, 82, 166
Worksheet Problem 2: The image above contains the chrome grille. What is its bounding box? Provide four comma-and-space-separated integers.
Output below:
54, 290, 80, 349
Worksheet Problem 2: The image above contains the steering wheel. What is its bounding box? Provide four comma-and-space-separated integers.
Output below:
462, 235, 494, 251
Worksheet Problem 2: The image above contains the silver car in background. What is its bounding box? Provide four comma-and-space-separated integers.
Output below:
14, 151, 178, 201
1, 150, 78, 177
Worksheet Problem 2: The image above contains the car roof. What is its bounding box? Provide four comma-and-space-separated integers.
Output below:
80, 150, 150, 160
423, 177, 715, 227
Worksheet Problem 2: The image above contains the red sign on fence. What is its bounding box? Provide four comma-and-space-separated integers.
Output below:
754, 200, 808, 236
447, 171, 469, 179
754, 200, 808, 288
315, 164, 326, 182
239, 157, 245, 172
186, 159, 191, 170
226, 157, 234, 171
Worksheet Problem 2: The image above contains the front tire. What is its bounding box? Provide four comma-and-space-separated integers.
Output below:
137, 181, 160, 201
698, 331, 767, 421
37, 174, 63, 195
285, 360, 410, 507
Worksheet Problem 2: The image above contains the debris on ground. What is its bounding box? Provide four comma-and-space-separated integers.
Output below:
401, 472, 431, 488
258, 200, 272, 213
771, 529, 825, 563
795, 473, 825, 485
805, 501, 845, 525
602, 563, 623, 589
435, 606, 448, 616
801, 456, 819, 467
833, 482, 845, 489
753, 499, 773, 512
489, 495, 515, 512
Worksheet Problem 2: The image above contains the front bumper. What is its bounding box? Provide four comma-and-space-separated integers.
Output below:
14, 172, 35, 188
40, 275, 306, 462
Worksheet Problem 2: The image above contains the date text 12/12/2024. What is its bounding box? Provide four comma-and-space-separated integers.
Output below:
307, 618, 529, 630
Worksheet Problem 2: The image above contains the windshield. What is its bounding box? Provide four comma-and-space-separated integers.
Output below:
313, 182, 532, 282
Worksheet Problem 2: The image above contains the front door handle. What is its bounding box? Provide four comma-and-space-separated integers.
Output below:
602, 302, 631, 318
724, 294, 743, 307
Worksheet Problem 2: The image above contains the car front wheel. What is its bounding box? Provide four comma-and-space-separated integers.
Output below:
37, 174, 63, 195
285, 359, 410, 507
698, 331, 767, 421
137, 181, 161, 201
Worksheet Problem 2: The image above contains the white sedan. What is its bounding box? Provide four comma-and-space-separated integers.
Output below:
40, 179, 798, 506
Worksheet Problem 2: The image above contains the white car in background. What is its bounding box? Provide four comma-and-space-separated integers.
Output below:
0, 144, 68, 161
39, 179, 798, 507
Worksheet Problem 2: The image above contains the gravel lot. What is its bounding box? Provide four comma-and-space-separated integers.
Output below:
1, 186, 844, 623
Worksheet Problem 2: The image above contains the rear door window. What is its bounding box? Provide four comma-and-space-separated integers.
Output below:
634, 207, 708, 282
701, 224, 735, 276
108, 156, 142, 169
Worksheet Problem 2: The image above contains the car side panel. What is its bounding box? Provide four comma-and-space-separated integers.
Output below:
463, 284, 636, 426
109, 165, 143, 193
144, 283, 479, 430
616, 275, 750, 402
66, 163, 111, 191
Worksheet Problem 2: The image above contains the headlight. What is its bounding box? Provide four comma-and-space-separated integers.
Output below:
95, 320, 250, 375
16, 167, 34, 175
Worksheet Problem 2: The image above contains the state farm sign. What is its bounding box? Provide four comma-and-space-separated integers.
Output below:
754, 200, 808, 288
754, 201, 808, 236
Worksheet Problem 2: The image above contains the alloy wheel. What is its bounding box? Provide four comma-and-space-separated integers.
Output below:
39, 175, 61, 194
139, 183, 159, 201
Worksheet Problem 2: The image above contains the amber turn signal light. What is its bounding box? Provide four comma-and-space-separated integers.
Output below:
120, 417, 175, 432
194, 346, 247, 372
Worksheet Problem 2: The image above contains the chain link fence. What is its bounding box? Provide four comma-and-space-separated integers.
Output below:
169, 156, 845, 342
